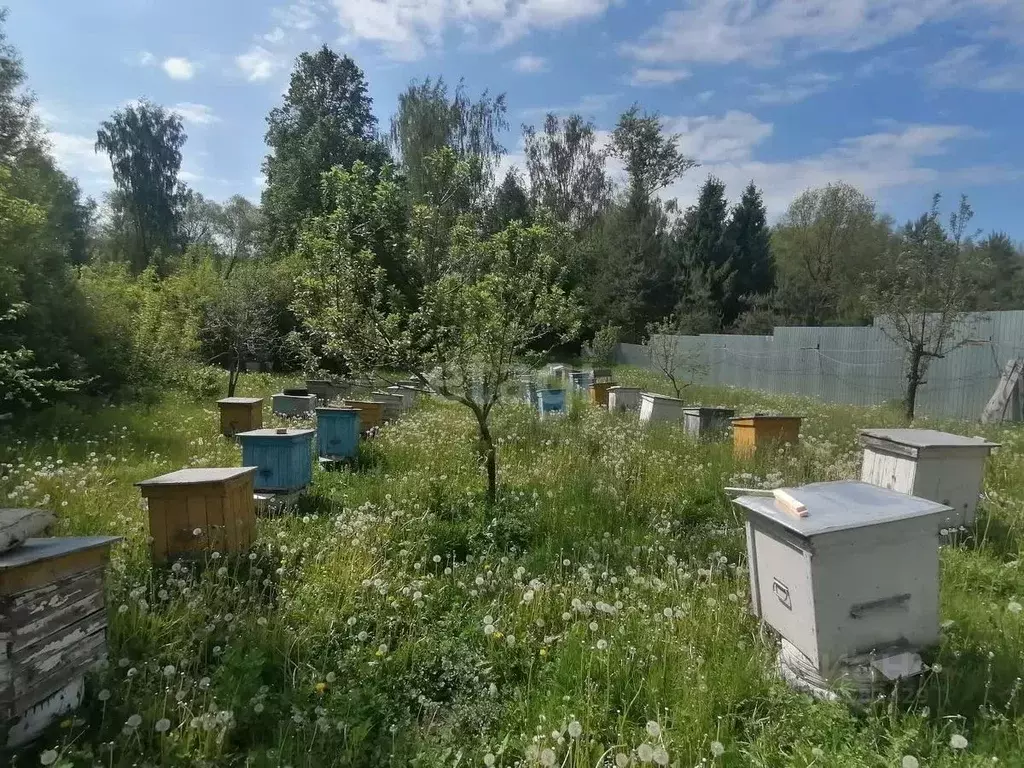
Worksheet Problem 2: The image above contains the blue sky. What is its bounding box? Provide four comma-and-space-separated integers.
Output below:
7, 0, 1024, 236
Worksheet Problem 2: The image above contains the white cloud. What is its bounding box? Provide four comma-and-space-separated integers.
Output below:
513, 54, 547, 73
623, 0, 1016, 66
236, 46, 283, 82
928, 44, 1024, 91
47, 131, 110, 183
138, 51, 156, 66
751, 72, 840, 105
628, 67, 690, 86
330, 0, 612, 60
274, 0, 322, 30
162, 57, 197, 80
521, 93, 618, 119
172, 103, 220, 125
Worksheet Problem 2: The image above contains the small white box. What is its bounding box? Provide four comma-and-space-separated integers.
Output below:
735, 480, 948, 672
639, 393, 684, 423
608, 386, 641, 412
859, 428, 999, 529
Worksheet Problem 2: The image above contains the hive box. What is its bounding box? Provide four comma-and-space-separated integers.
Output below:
859, 428, 1000, 529
0, 535, 121, 748
683, 407, 736, 439
591, 368, 613, 382
734, 481, 948, 673
272, 392, 317, 417
608, 386, 641, 412
521, 380, 538, 406
568, 371, 591, 392
549, 364, 568, 380
371, 392, 404, 421
217, 397, 263, 437
237, 428, 315, 494
305, 379, 343, 405
590, 381, 614, 407
536, 389, 565, 418
316, 407, 360, 461
387, 385, 416, 409
732, 415, 802, 458
344, 400, 384, 432
137, 467, 257, 563
639, 392, 684, 423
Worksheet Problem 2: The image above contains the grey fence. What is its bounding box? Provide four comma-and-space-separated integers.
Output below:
615, 311, 1024, 420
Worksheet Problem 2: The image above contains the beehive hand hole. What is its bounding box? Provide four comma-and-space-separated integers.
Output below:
772, 578, 792, 610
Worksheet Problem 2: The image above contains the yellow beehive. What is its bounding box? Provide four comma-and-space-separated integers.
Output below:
136, 468, 257, 564
590, 381, 614, 407
732, 416, 802, 459
344, 400, 383, 431
217, 397, 263, 437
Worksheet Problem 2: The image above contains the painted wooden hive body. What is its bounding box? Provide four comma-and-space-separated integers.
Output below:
732, 415, 802, 458
734, 481, 947, 673
0, 535, 120, 748
568, 371, 591, 392
536, 389, 566, 417
271, 392, 318, 417
607, 386, 641, 412
858, 428, 1000, 529
683, 407, 736, 439
315, 408, 361, 460
343, 401, 384, 431
371, 392, 405, 421
217, 397, 263, 437
137, 467, 257, 563
590, 381, 615, 407
639, 393, 684, 423
237, 429, 315, 494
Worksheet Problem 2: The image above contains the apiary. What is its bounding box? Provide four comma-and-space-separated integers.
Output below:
272, 390, 317, 417
237, 428, 315, 494
305, 379, 343, 405
568, 371, 590, 392
639, 392, 684, 423
344, 400, 384, 432
734, 481, 947, 686
316, 407, 360, 461
536, 388, 565, 418
0, 533, 121, 748
683, 406, 736, 439
590, 381, 614, 407
607, 386, 641, 412
136, 467, 257, 563
217, 397, 263, 437
387, 385, 416, 409
550, 364, 568, 381
732, 415, 802, 458
371, 392, 404, 421
591, 368, 613, 382
858, 428, 999, 529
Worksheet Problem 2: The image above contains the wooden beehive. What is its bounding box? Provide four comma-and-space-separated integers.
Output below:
683, 406, 736, 439
591, 368, 613, 382
272, 391, 317, 417
137, 468, 257, 563
316, 407, 361, 461
536, 388, 565, 418
217, 397, 263, 437
590, 381, 614, 407
305, 379, 339, 405
732, 415, 802, 458
371, 391, 405, 421
387, 385, 416, 409
568, 371, 590, 392
734, 481, 947, 674
858, 428, 1000, 529
237, 428, 315, 494
1, 535, 121, 748
344, 400, 384, 432
607, 386, 641, 412
639, 392, 684, 423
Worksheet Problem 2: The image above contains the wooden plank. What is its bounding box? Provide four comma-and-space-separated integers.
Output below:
3, 675, 85, 748
859, 434, 920, 459
773, 489, 809, 518
0, 547, 110, 596
186, 493, 207, 557
11, 629, 107, 716
5, 569, 105, 654
147, 496, 169, 564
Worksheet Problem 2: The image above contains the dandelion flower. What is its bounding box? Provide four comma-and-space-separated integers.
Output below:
645, 721, 661, 738
126, 714, 142, 729
902, 757, 920, 768
484, 624, 496, 636
940, 619, 955, 630
810, 747, 824, 758
711, 741, 725, 757
615, 754, 629, 768
484, 754, 495, 766
950, 734, 968, 750
652, 746, 669, 766
931, 663, 943, 674
155, 718, 171, 733
596, 639, 608, 650
567, 720, 582, 739
163, 665, 176, 678
97, 689, 111, 702
193, 528, 202, 537
637, 743, 654, 763
1009, 601, 1022, 614
377, 644, 388, 656
540, 747, 556, 766
39, 750, 58, 766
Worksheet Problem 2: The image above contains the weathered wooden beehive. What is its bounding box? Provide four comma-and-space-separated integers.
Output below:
1, 533, 121, 748
272, 390, 317, 417
136, 467, 257, 563
549, 364, 568, 381
858, 428, 1000, 529
316, 407, 360, 461
217, 397, 263, 437
536, 388, 565, 418
607, 386, 641, 412
305, 380, 341, 405
568, 371, 590, 392
639, 392, 684, 423
734, 481, 947, 693
683, 406, 736, 439
732, 415, 802, 458
371, 392, 405, 421
387, 385, 416, 409
344, 400, 384, 432
591, 368, 613, 383
237, 428, 315, 494
590, 381, 614, 408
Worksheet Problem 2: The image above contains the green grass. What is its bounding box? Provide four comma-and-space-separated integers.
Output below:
6, 367, 1024, 767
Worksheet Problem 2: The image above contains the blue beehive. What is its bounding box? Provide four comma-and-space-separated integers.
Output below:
316, 407, 360, 460
568, 371, 591, 392
237, 428, 315, 493
536, 388, 566, 417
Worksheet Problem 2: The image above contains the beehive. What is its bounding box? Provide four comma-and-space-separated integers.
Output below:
536, 388, 565, 418
237, 428, 315, 494
305, 379, 341, 405
683, 407, 736, 439
639, 392, 684, 423
0, 535, 121, 748
608, 386, 641, 412
550, 364, 568, 381
217, 397, 263, 437
591, 368, 613, 382
568, 371, 590, 392
732, 415, 802, 458
858, 428, 1000, 529
734, 481, 947, 674
371, 392, 405, 421
589, 381, 614, 407
387, 385, 416, 409
344, 400, 384, 432
521, 379, 538, 406
137, 467, 257, 563
272, 391, 317, 417
316, 407, 360, 461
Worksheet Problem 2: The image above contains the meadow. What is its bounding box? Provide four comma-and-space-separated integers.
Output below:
6, 367, 1024, 767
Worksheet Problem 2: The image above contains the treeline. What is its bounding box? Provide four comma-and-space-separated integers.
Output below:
2, 15, 1022, 411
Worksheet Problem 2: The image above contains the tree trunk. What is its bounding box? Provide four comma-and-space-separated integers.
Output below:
476, 414, 497, 504
904, 346, 924, 421
227, 355, 241, 397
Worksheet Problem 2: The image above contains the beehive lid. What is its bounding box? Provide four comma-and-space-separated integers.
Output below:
642, 392, 683, 402
685, 406, 735, 414
859, 428, 999, 451
236, 428, 315, 438
609, 385, 640, 391
217, 397, 263, 405
732, 414, 801, 421
137, 467, 258, 487
316, 407, 358, 414
734, 480, 951, 537
0, 536, 122, 569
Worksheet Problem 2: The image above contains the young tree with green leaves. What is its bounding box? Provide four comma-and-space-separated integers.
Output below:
293, 149, 581, 502
646, 315, 708, 399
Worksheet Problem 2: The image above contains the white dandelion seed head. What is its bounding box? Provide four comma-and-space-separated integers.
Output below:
126, 714, 142, 728
155, 718, 171, 733
540, 747, 556, 766
1008, 601, 1022, 614
567, 720, 582, 738
902, 756, 920, 768
637, 743, 654, 763
652, 745, 669, 766
39, 750, 58, 766
711, 740, 725, 757
645, 721, 661, 738
950, 734, 968, 749
97, 689, 111, 702
484, 754, 495, 767
615, 754, 629, 768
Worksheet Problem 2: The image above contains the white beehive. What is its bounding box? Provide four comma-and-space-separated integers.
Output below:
859, 428, 999, 529
639, 392, 684, 423
608, 386, 641, 412
734, 481, 948, 673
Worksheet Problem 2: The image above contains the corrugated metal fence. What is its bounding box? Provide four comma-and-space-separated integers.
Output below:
615, 311, 1024, 420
